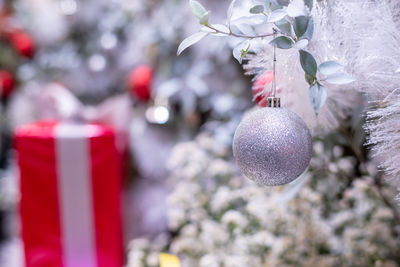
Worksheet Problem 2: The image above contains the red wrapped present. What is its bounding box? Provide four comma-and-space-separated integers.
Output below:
15, 121, 123, 267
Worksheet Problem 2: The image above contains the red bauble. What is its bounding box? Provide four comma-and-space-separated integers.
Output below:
0, 70, 14, 97
9, 30, 35, 58
252, 71, 282, 107
128, 65, 153, 102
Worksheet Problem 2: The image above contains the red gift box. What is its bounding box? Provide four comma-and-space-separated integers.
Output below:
15, 121, 123, 267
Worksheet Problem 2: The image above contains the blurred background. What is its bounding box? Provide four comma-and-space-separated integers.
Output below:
0, 0, 399, 266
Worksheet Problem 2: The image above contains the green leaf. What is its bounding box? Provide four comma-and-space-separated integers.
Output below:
250, 5, 264, 14
301, 17, 314, 40
177, 32, 208, 55
305, 73, 316, 85
275, 19, 292, 35
269, 36, 294, 49
254, 0, 270, 10
325, 73, 356, 84
304, 0, 313, 11
270, 0, 282, 10
241, 45, 250, 58
293, 16, 309, 39
318, 61, 343, 76
276, 0, 290, 6
233, 40, 250, 63
309, 83, 327, 115
199, 11, 210, 25
190, 0, 207, 19
299, 50, 317, 76
268, 9, 287, 22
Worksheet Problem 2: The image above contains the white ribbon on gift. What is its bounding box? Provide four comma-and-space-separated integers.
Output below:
9, 82, 132, 152
56, 123, 97, 267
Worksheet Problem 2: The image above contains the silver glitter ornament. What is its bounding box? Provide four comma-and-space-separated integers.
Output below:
233, 106, 312, 186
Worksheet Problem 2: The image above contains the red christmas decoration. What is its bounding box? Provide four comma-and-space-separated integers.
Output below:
0, 70, 15, 98
252, 71, 281, 107
128, 65, 152, 102
8, 30, 35, 58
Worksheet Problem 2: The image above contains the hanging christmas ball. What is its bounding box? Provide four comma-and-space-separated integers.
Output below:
0, 70, 15, 98
9, 30, 35, 58
233, 103, 312, 186
128, 65, 152, 102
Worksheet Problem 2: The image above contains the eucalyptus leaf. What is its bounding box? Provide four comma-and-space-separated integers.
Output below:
301, 17, 314, 40
305, 73, 316, 85
299, 50, 317, 76
294, 39, 309, 49
293, 16, 309, 39
309, 83, 327, 114
269, 36, 294, 49
231, 23, 256, 36
250, 5, 264, 14
177, 32, 208, 55
233, 40, 250, 63
200, 11, 210, 25
190, 0, 208, 19
277, 0, 290, 5
287, 0, 307, 17
268, 9, 287, 22
325, 73, 356, 84
231, 15, 267, 26
227, 0, 237, 28
275, 19, 292, 35
270, 3, 282, 11
258, 0, 270, 9
304, 0, 313, 10
318, 61, 343, 76
270, 0, 282, 9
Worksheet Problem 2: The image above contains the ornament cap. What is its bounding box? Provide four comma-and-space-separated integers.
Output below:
267, 97, 280, 108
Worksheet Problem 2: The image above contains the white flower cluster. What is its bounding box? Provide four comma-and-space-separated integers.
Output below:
127, 134, 399, 267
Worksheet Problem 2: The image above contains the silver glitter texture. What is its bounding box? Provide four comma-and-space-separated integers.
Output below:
233, 108, 312, 186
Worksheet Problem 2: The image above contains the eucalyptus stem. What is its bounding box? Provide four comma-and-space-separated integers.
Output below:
206, 24, 277, 39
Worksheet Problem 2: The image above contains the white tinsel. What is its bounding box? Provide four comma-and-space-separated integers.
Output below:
365, 99, 400, 180
323, 0, 400, 180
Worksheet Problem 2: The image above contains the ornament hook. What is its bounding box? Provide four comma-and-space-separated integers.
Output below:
267, 28, 280, 108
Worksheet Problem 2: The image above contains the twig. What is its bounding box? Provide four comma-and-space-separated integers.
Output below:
206, 24, 277, 39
